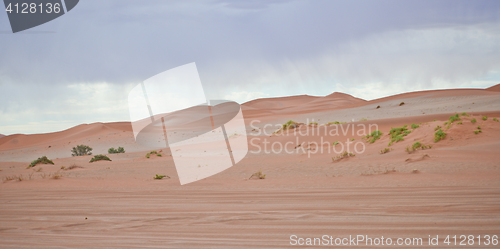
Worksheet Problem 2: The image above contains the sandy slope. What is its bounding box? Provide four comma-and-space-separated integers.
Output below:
1, 85, 500, 248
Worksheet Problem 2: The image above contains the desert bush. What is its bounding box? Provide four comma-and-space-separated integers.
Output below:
89, 155, 111, 163
326, 121, 344, 125
457, 121, 463, 125
449, 114, 460, 123
332, 151, 355, 162
474, 130, 482, 134
477, 126, 481, 130
376, 105, 380, 109
359, 118, 368, 121
108, 147, 125, 154
406, 142, 432, 153
283, 120, 299, 130
309, 122, 318, 125
388, 125, 411, 146
434, 125, 441, 131
250, 170, 266, 179
28, 156, 54, 168
380, 148, 393, 154
153, 174, 169, 180
399, 102, 405, 106
146, 151, 159, 158
434, 129, 447, 142
471, 118, 477, 123
365, 130, 383, 143
411, 123, 419, 129
493, 118, 499, 122
333, 141, 339, 146
71, 145, 93, 156
483, 116, 488, 121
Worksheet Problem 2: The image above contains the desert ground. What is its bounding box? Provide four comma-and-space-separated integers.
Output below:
1, 85, 500, 248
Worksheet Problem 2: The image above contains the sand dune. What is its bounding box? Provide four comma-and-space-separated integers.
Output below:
1, 85, 500, 248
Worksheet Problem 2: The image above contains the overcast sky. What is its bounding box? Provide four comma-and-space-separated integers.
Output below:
1, 0, 500, 135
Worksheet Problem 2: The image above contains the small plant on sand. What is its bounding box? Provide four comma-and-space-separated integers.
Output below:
332, 151, 355, 162
494, 118, 499, 122
457, 121, 463, 125
51, 171, 63, 179
28, 156, 54, 168
399, 102, 405, 106
350, 138, 355, 141
380, 148, 393, 154
326, 121, 345, 125
283, 120, 299, 130
482, 116, 488, 121
308, 122, 318, 125
434, 129, 447, 142
89, 154, 111, 163
249, 169, 266, 179
461, 112, 469, 117
365, 130, 383, 143
471, 118, 477, 124
406, 142, 432, 153
108, 147, 125, 154
359, 118, 368, 121
474, 130, 482, 134
65, 164, 83, 170
411, 123, 419, 129
449, 114, 460, 123
388, 125, 411, 146
332, 141, 340, 146
434, 125, 441, 131
146, 151, 160, 158
61, 166, 66, 170
153, 174, 169, 180
71, 144, 93, 156
376, 105, 381, 109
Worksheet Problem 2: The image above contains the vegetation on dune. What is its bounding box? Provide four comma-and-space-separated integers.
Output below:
146, 151, 162, 158
388, 125, 411, 146
434, 129, 447, 142
406, 142, 432, 153
309, 122, 318, 125
332, 151, 355, 162
89, 154, 111, 163
108, 147, 125, 154
380, 148, 393, 154
493, 118, 499, 122
457, 121, 463, 125
359, 118, 368, 121
461, 112, 469, 117
483, 116, 488, 121
250, 169, 266, 179
376, 105, 381, 109
332, 141, 340, 146
153, 174, 169, 180
449, 114, 460, 123
71, 144, 93, 156
399, 102, 405, 106
471, 118, 477, 124
365, 130, 383, 144
283, 120, 299, 130
326, 121, 346, 125
434, 125, 441, 131
28, 156, 54, 168
411, 123, 419, 129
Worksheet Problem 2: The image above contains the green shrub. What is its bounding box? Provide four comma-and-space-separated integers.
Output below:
359, 118, 368, 121
457, 121, 463, 125
483, 116, 488, 121
380, 148, 393, 154
332, 151, 355, 162
89, 155, 111, 163
493, 118, 499, 122
376, 105, 381, 109
474, 130, 482, 134
449, 114, 460, 123
333, 141, 339, 146
108, 147, 125, 154
309, 122, 318, 125
153, 174, 167, 180
71, 145, 93, 156
146, 151, 159, 158
461, 112, 469, 116
399, 102, 405, 106
477, 126, 481, 130
283, 120, 299, 130
434, 129, 447, 142
388, 125, 411, 146
411, 123, 419, 129
471, 118, 477, 123
365, 130, 383, 143
28, 156, 54, 168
